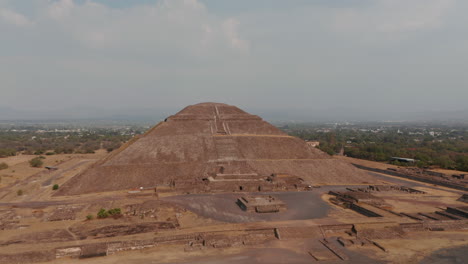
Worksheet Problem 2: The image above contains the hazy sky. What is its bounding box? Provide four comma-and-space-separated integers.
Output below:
1, 0, 467, 120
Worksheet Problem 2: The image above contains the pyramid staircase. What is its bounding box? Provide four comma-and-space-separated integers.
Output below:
214, 137, 240, 161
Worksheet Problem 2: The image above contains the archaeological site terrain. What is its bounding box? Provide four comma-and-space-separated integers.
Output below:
0, 103, 466, 264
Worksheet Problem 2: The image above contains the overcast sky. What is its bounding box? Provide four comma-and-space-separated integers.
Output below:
1, 0, 467, 121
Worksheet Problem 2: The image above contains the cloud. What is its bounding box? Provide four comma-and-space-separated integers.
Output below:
0, 0, 467, 117
38, 0, 249, 53
222, 18, 249, 51
0, 7, 33, 26
332, 0, 455, 35
47, 0, 74, 20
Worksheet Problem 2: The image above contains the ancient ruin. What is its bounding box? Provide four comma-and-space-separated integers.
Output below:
57, 103, 374, 195
1, 103, 467, 264
354, 164, 468, 191
237, 195, 286, 213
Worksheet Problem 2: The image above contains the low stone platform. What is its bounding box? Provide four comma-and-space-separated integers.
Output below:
237, 195, 286, 213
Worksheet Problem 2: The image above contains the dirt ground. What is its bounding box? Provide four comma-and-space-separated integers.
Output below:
334, 156, 399, 170
0, 151, 107, 201
0, 152, 467, 264
174, 239, 384, 264
373, 232, 468, 263
335, 156, 468, 176
33, 233, 468, 264
36, 238, 385, 264
419, 244, 468, 264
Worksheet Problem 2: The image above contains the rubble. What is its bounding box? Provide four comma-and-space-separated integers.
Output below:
46, 205, 83, 221
70, 221, 179, 239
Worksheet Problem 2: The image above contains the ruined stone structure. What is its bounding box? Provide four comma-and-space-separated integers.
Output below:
57, 103, 373, 195
353, 164, 468, 191
329, 188, 468, 222
237, 195, 286, 213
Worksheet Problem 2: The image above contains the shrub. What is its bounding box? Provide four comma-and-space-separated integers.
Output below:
29, 157, 44, 168
97, 208, 109, 219
0, 162, 8, 170
0, 148, 16, 158
107, 208, 121, 216
86, 214, 94, 220
96, 208, 121, 219
45, 152, 55, 155
52, 184, 59, 190
17, 189, 23, 196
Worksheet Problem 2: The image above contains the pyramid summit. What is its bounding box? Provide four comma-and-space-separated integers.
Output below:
57, 102, 373, 195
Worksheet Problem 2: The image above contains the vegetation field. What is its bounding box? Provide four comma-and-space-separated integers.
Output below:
282, 122, 468, 172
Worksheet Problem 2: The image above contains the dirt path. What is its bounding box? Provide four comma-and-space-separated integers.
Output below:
0, 194, 121, 208
41, 159, 94, 187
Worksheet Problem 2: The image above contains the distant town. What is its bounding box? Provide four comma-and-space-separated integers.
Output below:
1, 119, 467, 172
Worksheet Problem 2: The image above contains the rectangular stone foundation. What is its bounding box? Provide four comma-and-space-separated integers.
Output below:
237, 195, 286, 213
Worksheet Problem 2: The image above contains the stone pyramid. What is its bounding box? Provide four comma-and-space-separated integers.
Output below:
58, 103, 374, 195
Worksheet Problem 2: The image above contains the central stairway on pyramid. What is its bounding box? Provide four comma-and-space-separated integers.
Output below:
57, 102, 375, 195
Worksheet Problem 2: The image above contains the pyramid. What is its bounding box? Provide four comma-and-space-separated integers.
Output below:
58, 103, 374, 195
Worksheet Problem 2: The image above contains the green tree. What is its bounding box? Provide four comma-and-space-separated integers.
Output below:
433, 155, 456, 169
52, 184, 59, 190
29, 157, 44, 168
326, 132, 337, 145
456, 156, 468, 172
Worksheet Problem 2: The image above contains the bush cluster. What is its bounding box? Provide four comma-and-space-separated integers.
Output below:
289, 127, 468, 172
97, 208, 108, 218
96, 208, 122, 219
0, 129, 134, 156
107, 208, 122, 216
29, 157, 44, 168
0, 148, 16, 158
